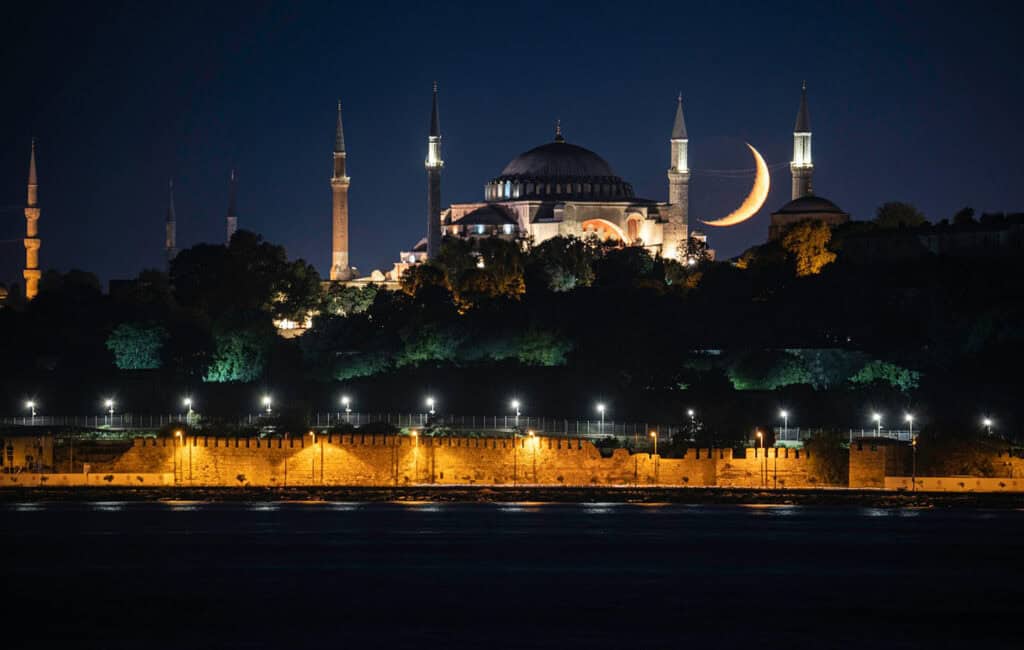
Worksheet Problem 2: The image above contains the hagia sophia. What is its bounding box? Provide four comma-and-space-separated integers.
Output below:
6, 82, 849, 302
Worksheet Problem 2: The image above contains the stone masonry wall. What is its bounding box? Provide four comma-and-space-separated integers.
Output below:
81, 435, 834, 488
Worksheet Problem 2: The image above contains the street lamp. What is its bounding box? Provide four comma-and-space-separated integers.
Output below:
597, 403, 606, 435
756, 429, 765, 487
105, 399, 115, 425
906, 413, 916, 493
262, 395, 272, 415
649, 430, 658, 457
183, 397, 193, 425
341, 395, 352, 415
426, 397, 435, 416
780, 409, 789, 441
872, 412, 882, 437
983, 417, 993, 436
511, 399, 521, 427
25, 400, 37, 423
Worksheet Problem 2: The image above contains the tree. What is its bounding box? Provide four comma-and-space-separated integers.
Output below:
952, 206, 975, 226
874, 202, 926, 229
780, 220, 837, 277
203, 329, 270, 382
170, 230, 321, 328
400, 263, 448, 296
680, 235, 711, 266
526, 235, 596, 292
324, 284, 378, 317
848, 360, 921, 392
105, 322, 168, 369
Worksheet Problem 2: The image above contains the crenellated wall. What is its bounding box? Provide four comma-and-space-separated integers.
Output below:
71, 434, 833, 488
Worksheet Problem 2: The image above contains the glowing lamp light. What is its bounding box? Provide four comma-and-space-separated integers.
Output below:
780, 410, 788, 419
596, 403, 605, 414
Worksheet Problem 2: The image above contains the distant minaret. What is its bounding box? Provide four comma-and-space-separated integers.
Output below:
23, 139, 41, 300
226, 169, 238, 245
664, 94, 690, 260
790, 81, 813, 199
330, 100, 352, 280
425, 82, 444, 259
165, 179, 177, 265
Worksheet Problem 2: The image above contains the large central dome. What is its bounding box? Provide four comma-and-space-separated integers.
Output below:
501, 141, 617, 178
485, 132, 634, 201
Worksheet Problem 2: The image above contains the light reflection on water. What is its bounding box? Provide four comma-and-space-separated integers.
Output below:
90, 501, 127, 512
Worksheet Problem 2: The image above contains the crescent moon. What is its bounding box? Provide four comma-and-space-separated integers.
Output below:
701, 143, 771, 227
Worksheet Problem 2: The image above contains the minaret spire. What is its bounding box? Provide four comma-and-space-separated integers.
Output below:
425, 82, 444, 259
665, 94, 690, 260
335, 99, 346, 153
226, 169, 238, 244
554, 119, 565, 143
790, 81, 814, 199
330, 100, 353, 280
165, 178, 177, 265
23, 138, 41, 299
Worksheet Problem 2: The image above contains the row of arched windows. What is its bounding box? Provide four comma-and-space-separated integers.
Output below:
484, 179, 634, 201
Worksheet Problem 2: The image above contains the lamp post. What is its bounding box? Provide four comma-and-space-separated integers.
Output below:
342, 396, 352, 423
309, 431, 318, 484
105, 399, 115, 426
426, 397, 435, 416
756, 430, 765, 487
597, 403, 606, 437
906, 413, 916, 493
687, 408, 696, 430
872, 412, 882, 437
780, 410, 789, 441
511, 399, 521, 428
411, 430, 419, 483
983, 417, 993, 436
183, 397, 193, 426
528, 430, 537, 484
174, 430, 183, 484
262, 395, 272, 415
25, 400, 36, 425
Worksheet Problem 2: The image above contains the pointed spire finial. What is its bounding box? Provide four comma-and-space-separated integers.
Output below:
671, 94, 688, 140
794, 80, 811, 132
28, 137, 38, 187
554, 119, 565, 143
429, 82, 441, 137
334, 100, 346, 153
167, 177, 176, 223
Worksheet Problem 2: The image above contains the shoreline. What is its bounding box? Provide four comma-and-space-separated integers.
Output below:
2, 485, 1024, 508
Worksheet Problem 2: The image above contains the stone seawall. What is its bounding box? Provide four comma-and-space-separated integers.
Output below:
76, 434, 832, 488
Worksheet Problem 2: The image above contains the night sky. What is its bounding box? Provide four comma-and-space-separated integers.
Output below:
1, 0, 1021, 288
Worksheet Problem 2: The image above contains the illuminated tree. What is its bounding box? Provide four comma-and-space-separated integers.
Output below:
324, 283, 378, 316
526, 235, 596, 292
203, 330, 268, 382
848, 360, 920, 392
106, 322, 168, 370
780, 220, 837, 276
874, 201, 926, 229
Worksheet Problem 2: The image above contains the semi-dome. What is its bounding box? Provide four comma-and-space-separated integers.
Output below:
485, 131, 634, 201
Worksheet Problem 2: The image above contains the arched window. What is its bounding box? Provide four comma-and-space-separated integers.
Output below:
627, 218, 639, 242
504, 181, 511, 198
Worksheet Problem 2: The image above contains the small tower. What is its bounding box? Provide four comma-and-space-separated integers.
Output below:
23, 139, 41, 300
664, 94, 690, 260
165, 179, 177, 265
425, 81, 444, 260
226, 169, 238, 245
790, 81, 813, 199
330, 100, 353, 281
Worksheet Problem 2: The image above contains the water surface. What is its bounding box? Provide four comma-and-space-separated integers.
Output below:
3, 502, 1022, 648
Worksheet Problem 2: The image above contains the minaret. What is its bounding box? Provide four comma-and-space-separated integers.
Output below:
165, 179, 177, 265
226, 169, 238, 244
23, 139, 41, 300
330, 100, 352, 281
790, 81, 813, 199
664, 94, 690, 260
425, 81, 444, 259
